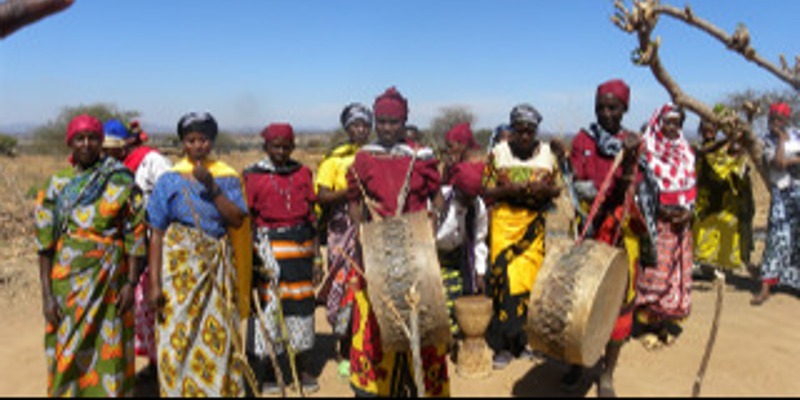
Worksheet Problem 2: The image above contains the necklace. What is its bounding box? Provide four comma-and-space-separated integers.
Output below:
269, 173, 295, 211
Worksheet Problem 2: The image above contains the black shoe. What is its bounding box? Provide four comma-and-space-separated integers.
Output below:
560, 365, 586, 393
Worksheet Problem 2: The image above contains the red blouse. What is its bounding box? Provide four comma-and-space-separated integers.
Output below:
347, 147, 441, 218
244, 165, 317, 229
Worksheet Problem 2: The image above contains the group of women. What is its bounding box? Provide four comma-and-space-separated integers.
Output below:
34, 82, 799, 397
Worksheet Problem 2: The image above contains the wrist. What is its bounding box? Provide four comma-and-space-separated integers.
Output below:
208, 185, 222, 199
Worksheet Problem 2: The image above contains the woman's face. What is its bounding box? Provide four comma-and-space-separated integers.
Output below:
103, 146, 127, 162
699, 121, 718, 142
182, 131, 213, 162
595, 94, 626, 133
769, 113, 789, 136
265, 137, 294, 166
661, 114, 683, 139
510, 121, 538, 153
347, 119, 371, 146
70, 131, 102, 168
443, 138, 467, 164
375, 116, 405, 146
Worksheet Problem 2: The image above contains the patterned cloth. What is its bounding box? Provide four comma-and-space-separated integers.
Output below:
155, 223, 245, 397
643, 103, 696, 208
315, 143, 362, 335
759, 184, 800, 290
636, 219, 693, 324
248, 225, 317, 357
347, 140, 450, 397
33, 156, 146, 397
692, 144, 754, 269
483, 140, 558, 356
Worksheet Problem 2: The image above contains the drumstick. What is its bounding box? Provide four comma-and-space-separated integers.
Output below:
692, 269, 725, 397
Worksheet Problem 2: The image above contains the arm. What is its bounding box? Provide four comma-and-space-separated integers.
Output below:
146, 229, 165, 317
772, 134, 800, 169
194, 164, 246, 228
316, 185, 349, 207
38, 252, 61, 327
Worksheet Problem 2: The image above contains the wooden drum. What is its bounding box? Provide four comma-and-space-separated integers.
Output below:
526, 239, 629, 367
454, 295, 493, 379
361, 211, 452, 352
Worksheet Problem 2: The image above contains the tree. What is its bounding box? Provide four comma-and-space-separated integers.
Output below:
428, 105, 476, 148
30, 103, 140, 154
724, 88, 800, 128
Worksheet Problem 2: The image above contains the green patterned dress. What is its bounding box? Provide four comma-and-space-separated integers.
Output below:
33, 157, 146, 397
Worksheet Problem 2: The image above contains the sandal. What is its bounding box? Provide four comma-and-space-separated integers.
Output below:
639, 333, 663, 351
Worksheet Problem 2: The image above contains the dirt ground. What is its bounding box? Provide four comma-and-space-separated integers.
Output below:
1, 151, 798, 397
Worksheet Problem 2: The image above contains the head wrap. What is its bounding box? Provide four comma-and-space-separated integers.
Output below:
770, 102, 792, 118
128, 120, 149, 143
103, 119, 132, 141
449, 161, 485, 197
340, 103, 373, 129
66, 114, 103, 145
596, 79, 631, 110
373, 86, 408, 120
102, 136, 126, 149
177, 111, 218, 141
643, 102, 696, 207
510, 104, 543, 126
260, 123, 295, 142
445, 122, 479, 149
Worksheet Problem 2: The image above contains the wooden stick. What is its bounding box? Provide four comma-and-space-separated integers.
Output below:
692, 269, 725, 397
251, 289, 287, 397
407, 284, 426, 398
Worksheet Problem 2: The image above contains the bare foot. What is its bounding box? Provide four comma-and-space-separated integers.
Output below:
750, 292, 770, 306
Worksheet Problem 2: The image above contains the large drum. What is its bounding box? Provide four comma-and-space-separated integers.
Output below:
361, 211, 452, 352
526, 239, 629, 367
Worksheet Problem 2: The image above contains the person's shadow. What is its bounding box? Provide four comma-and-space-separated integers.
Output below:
512, 358, 596, 398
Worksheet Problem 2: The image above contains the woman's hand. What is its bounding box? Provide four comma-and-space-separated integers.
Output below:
116, 282, 135, 316
193, 161, 215, 189
146, 282, 165, 322
42, 295, 62, 327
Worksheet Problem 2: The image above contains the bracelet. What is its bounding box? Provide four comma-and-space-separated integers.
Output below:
313, 256, 323, 267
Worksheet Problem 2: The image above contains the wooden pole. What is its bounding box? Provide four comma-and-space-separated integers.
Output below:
407, 284, 426, 398
692, 269, 725, 397
251, 289, 287, 397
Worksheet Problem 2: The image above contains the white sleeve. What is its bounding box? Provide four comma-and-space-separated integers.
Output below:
137, 152, 173, 197
472, 197, 489, 276
435, 186, 463, 251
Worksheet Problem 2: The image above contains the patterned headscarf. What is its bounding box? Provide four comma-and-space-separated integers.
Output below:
66, 114, 103, 145
643, 102, 696, 207
374, 86, 408, 120
509, 104, 543, 126
177, 111, 218, 141
340, 103, 373, 129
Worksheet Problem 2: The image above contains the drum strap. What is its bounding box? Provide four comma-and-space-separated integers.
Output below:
577, 152, 623, 244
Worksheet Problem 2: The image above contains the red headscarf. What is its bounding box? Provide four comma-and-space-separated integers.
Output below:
445, 122, 479, 150
596, 79, 630, 110
770, 102, 792, 118
448, 161, 485, 197
66, 114, 103, 145
374, 86, 408, 120
260, 123, 294, 142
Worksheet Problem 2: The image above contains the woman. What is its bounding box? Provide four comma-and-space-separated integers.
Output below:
347, 87, 449, 397
564, 79, 648, 396
34, 114, 146, 397
482, 104, 561, 370
751, 102, 800, 305
437, 122, 488, 336
635, 103, 696, 348
147, 112, 251, 397
243, 122, 322, 394
315, 103, 372, 379
692, 117, 754, 273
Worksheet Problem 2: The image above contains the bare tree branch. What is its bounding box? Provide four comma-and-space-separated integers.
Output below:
0, 0, 73, 39
611, 0, 783, 168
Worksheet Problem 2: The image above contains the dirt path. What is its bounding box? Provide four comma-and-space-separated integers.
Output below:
2, 252, 798, 397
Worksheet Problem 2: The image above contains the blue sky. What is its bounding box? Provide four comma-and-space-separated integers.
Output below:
1, 0, 797, 135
